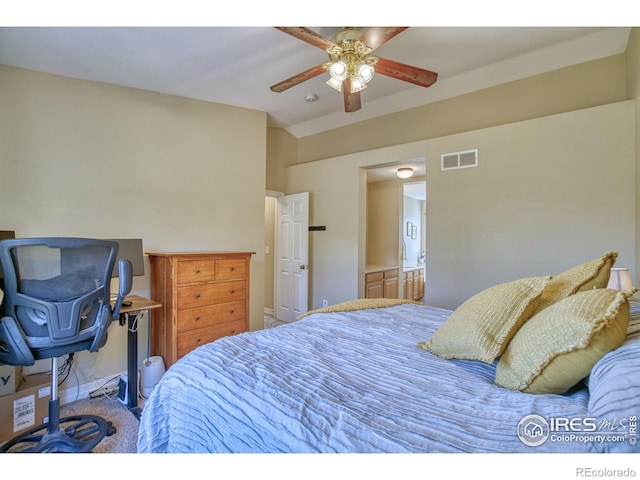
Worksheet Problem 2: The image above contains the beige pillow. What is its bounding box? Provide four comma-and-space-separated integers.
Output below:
531, 251, 617, 315
418, 276, 550, 364
495, 288, 633, 394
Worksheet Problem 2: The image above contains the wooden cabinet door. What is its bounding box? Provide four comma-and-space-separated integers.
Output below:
383, 269, 399, 299
366, 280, 383, 298
365, 271, 384, 298
404, 272, 414, 300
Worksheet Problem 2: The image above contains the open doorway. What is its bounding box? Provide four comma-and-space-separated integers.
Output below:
362, 157, 426, 300
403, 181, 426, 267
403, 181, 426, 302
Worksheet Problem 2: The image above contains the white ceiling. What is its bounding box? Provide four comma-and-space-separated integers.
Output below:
0, 26, 632, 140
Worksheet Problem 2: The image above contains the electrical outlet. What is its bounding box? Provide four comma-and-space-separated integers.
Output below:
322, 300, 328, 308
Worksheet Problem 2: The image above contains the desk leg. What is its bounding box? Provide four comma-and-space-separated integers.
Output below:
127, 312, 141, 419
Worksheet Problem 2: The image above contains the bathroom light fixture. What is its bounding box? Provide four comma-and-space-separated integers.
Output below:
397, 167, 413, 179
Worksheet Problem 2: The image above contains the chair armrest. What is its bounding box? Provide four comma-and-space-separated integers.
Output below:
0, 316, 36, 366
111, 259, 133, 319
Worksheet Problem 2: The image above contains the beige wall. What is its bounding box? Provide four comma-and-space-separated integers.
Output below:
286, 101, 636, 311
296, 54, 628, 164
0, 65, 267, 389
425, 101, 635, 308
366, 179, 401, 267
266, 126, 296, 193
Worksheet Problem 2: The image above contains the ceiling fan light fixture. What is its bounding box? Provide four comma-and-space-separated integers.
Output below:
329, 61, 348, 81
356, 62, 375, 84
397, 167, 413, 179
349, 78, 367, 93
326, 77, 343, 92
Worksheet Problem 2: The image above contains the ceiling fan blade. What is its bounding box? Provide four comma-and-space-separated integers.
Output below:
343, 78, 361, 112
360, 27, 408, 51
270, 64, 327, 93
375, 57, 438, 88
274, 27, 337, 51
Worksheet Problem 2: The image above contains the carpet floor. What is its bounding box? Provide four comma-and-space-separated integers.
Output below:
52, 315, 286, 453
59, 392, 140, 453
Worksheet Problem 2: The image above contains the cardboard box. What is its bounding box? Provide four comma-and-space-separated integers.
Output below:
0, 365, 23, 397
0, 372, 51, 443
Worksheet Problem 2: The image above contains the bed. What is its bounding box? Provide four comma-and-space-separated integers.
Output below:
137, 265, 640, 454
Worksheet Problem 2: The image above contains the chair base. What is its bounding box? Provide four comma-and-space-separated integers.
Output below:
0, 415, 116, 453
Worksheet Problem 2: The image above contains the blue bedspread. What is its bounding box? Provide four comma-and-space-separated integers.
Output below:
137, 303, 639, 453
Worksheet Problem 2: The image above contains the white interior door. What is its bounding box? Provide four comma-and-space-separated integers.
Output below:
275, 192, 309, 322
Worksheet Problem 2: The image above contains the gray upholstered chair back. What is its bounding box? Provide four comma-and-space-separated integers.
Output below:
0, 238, 130, 365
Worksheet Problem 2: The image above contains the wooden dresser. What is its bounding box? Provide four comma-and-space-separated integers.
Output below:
147, 251, 254, 368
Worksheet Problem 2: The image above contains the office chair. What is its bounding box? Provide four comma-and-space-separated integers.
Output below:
0, 238, 132, 452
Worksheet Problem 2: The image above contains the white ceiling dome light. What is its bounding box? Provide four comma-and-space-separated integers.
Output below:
396, 167, 414, 179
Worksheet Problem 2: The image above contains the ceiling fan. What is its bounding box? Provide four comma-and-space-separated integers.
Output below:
270, 27, 438, 113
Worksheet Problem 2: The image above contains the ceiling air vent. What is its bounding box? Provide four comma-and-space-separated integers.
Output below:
441, 149, 478, 171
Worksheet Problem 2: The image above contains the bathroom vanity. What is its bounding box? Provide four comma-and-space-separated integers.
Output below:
364, 265, 424, 301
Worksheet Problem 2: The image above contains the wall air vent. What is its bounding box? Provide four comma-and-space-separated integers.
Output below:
441, 149, 478, 171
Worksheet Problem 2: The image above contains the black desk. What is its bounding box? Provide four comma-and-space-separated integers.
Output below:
113, 295, 161, 419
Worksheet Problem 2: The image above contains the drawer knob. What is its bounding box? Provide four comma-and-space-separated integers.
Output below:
230, 290, 235, 294
230, 310, 234, 314
195, 294, 201, 299
195, 316, 200, 321
195, 269, 201, 274
196, 338, 201, 344
230, 267, 235, 271
230, 329, 236, 334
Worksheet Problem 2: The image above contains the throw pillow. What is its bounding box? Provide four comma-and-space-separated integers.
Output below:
418, 276, 550, 364
495, 288, 633, 394
531, 250, 617, 315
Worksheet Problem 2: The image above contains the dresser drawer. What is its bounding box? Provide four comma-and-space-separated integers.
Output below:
177, 318, 245, 358
177, 280, 246, 310
177, 300, 246, 333
177, 259, 216, 284
215, 258, 247, 281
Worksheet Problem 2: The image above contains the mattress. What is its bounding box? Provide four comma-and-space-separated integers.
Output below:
138, 302, 639, 453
